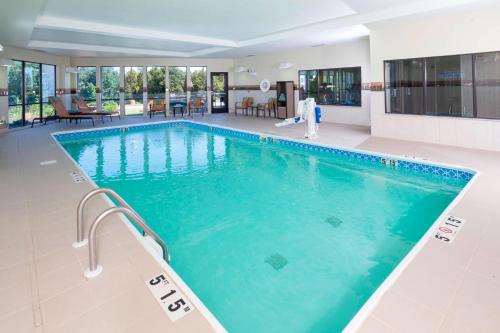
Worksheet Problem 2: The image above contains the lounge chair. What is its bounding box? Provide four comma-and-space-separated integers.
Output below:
72, 95, 120, 121
235, 97, 253, 116
255, 98, 277, 118
189, 97, 206, 116
48, 96, 95, 126
148, 98, 167, 118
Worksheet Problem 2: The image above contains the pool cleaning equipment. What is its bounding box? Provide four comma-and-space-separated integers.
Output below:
275, 98, 320, 139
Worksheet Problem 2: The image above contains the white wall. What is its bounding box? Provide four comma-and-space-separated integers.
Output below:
369, 5, 500, 151
232, 37, 371, 126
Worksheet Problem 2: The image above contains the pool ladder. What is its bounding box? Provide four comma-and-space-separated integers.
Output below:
74, 188, 170, 278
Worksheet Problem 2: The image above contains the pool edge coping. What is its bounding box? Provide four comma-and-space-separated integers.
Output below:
50, 119, 480, 333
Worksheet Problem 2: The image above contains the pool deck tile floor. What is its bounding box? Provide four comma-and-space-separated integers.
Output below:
1, 113, 499, 332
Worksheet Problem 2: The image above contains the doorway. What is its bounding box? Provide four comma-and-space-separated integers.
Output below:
210, 72, 228, 113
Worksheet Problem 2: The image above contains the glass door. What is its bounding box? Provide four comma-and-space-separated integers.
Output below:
210, 72, 228, 113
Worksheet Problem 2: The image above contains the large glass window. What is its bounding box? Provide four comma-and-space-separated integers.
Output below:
189, 66, 207, 108
147, 66, 166, 108
42, 64, 56, 118
318, 69, 337, 105
169, 66, 187, 108
77, 67, 97, 108
385, 59, 425, 114
475, 51, 500, 119
298, 70, 318, 101
124, 66, 144, 116
339, 67, 362, 106
24, 62, 41, 123
299, 67, 361, 106
100, 66, 120, 113
7, 60, 23, 127
7, 60, 56, 127
425, 55, 473, 117
384, 51, 498, 119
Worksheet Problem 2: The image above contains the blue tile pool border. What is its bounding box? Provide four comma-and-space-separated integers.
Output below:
52, 120, 475, 182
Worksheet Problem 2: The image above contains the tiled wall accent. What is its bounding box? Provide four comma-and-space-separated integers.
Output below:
54, 120, 475, 181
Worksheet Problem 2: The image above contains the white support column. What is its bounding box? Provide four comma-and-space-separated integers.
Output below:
143, 67, 148, 117
96, 66, 102, 111
119, 67, 125, 117
186, 67, 191, 116
165, 67, 170, 115
0, 66, 8, 133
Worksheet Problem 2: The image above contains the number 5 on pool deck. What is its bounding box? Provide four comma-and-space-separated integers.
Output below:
146, 273, 194, 322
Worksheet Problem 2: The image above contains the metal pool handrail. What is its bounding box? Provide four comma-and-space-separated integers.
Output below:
74, 188, 143, 248
84, 206, 170, 278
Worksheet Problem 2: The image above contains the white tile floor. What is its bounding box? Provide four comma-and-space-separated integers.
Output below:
1, 113, 499, 332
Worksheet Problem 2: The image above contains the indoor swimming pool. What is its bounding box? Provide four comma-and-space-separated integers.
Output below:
55, 121, 473, 333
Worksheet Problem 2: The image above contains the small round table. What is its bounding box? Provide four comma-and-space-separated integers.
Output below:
172, 104, 185, 117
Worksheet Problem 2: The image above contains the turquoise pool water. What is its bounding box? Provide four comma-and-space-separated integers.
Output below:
58, 123, 469, 333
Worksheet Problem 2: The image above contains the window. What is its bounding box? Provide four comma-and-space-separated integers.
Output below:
475, 51, 500, 119
339, 67, 362, 106
318, 69, 337, 105
299, 67, 361, 106
100, 66, 120, 113
124, 66, 144, 116
77, 67, 96, 107
42, 64, 56, 118
385, 51, 499, 119
299, 70, 318, 101
189, 66, 207, 107
7, 60, 23, 127
385, 59, 425, 114
147, 66, 166, 108
7, 60, 56, 127
169, 66, 187, 108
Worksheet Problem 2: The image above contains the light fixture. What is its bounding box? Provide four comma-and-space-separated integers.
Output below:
65, 66, 78, 74
0, 44, 3, 52
0, 58, 14, 67
279, 62, 293, 70
234, 66, 247, 73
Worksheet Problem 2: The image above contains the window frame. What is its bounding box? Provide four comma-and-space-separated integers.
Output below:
383, 50, 500, 119
298, 66, 362, 107
100, 66, 121, 112
77, 66, 97, 102
8, 59, 56, 127
189, 65, 208, 105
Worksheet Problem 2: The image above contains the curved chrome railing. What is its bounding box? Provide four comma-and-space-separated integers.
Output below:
74, 188, 143, 248
75, 188, 170, 278
84, 206, 170, 278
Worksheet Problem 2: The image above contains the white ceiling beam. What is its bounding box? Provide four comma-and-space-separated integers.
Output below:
238, 0, 480, 47
28, 40, 191, 57
35, 16, 238, 48
30, 0, 480, 57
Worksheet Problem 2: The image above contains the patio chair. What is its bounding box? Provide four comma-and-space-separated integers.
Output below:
71, 95, 120, 121
235, 97, 253, 116
48, 96, 95, 126
189, 97, 206, 116
256, 98, 277, 118
72, 95, 96, 112
148, 98, 167, 118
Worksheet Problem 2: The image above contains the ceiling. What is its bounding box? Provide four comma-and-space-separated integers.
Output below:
0, 0, 492, 58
